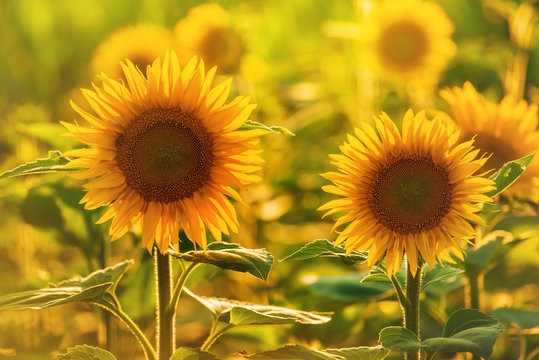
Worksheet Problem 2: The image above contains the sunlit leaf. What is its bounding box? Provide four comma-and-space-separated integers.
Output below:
491, 308, 539, 330
421, 263, 464, 291
0, 150, 73, 180
57, 345, 117, 360
169, 243, 272, 281
186, 289, 331, 326
0, 261, 133, 311
239, 120, 295, 136
170, 347, 221, 360
378, 327, 421, 353
280, 239, 367, 266
250, 344, 389, 360
486, 153, 535, 197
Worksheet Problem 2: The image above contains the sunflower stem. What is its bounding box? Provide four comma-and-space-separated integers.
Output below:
404, 259, 424, 360
156, 248, 174, 359
165, 262, 199, 318
390, 273, 410, 310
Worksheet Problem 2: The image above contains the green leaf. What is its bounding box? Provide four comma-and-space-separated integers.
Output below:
378, 327, 421, 353
421, 263, 464, 292
169, 242, 273, 281
170, 347, 221, 360
249, 345, 389, 360
239, 120, 295, 136
309, 273, 391, 301
186, 289, 332, 326
57, 345, 117, 360
425, 309, 504, 359
0, 260, 133, 311
492, 308, 539, 330
280, 239, 367, 266
0, 150, 73, 180
361, 266, 405, 288
486, 153, 535, 197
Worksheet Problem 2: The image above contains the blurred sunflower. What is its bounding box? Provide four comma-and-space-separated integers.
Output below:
441, 82, 539, 202
91, 23, 177, 80
174, 3, 244, 73
369, 0, 456, 85
319, 111, 494, 276
62, 51, 265, 253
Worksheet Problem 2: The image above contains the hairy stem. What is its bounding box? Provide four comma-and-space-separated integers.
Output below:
156, 249, 174, 359
404, 260, 424, 360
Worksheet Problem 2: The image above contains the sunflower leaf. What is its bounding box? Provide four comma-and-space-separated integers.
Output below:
379, 310, 504, 359
0, 260, 133, 311
185, 288, 332, 326
239, 120, 295, 136
0, 150, 73, 180
280, 239, 367, 266
57, 345, 117, 360
170, 347, 221, 360
309, 273, 391, 301
486, 153, 535, 197
169, 243, 272, 281
491, 308, 539, 330
249, 344, 389, 359
421, 263, 464, 291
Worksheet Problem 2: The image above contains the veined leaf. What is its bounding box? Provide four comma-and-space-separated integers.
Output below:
421, 263, 464, 291
169, 242, 272, 281
186, 289, 331, 326
249, 344, 389, 360
57, 345, 117, 360
280, 239, 367, 266
239, 120, 295, 136
486, 153, 535, 197
0, 150, 73, 180
0, 260, 133, 311
379, 309, 504, 359
170, 347, 221, 360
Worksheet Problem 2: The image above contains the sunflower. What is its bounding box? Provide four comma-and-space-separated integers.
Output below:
369, 0, 456, 85
91, 23, 177, 80
62, 51, 265, 253
441, 82, 539, 202
174, 3, 244, 73
319, 111, 495, 276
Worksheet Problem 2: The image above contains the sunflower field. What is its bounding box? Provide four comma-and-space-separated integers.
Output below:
0, 0, 538, 359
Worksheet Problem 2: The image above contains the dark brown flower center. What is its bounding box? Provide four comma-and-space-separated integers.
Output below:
368, 155, 453, 234
377, 20, 429, 70
116, 108, 213, 203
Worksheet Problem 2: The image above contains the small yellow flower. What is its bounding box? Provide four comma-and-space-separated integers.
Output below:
441, 82, 539, 202
174, 3, 244, 73
368, 0, 456, 86
319, 111, 495, 276
63, 51, 265, 253
91, 23, 177, 80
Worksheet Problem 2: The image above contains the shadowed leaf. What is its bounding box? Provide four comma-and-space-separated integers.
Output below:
249, 345, 389, 359
280, 239, 367, 266
170, 347, 221, 360
57, 345, 117, 360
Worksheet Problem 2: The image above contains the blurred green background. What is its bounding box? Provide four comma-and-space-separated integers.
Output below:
0, 0, 538, 359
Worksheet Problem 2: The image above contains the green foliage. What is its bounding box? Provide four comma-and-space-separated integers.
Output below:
0, 261, 132, 311
169, 242, 273, 281
57, 345, 117, 360
0, 150, 73, 180
239, 120, 295, 136
379, 309, 504, 359
280, 239, 367, 266
491, 308, 539, 330
186, 289, 332, 326
249, 344, 389, 360
170, 347, 220, 360
309, 273, 391, 301
486, 153, 535, 197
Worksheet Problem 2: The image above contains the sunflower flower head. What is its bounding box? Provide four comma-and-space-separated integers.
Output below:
368, 0, 456, 86
441, 82, 539, 202
174, 3, 244, 73
319, 111, 495, 276
63, 51, 266, 253
91, 23, 177, 81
